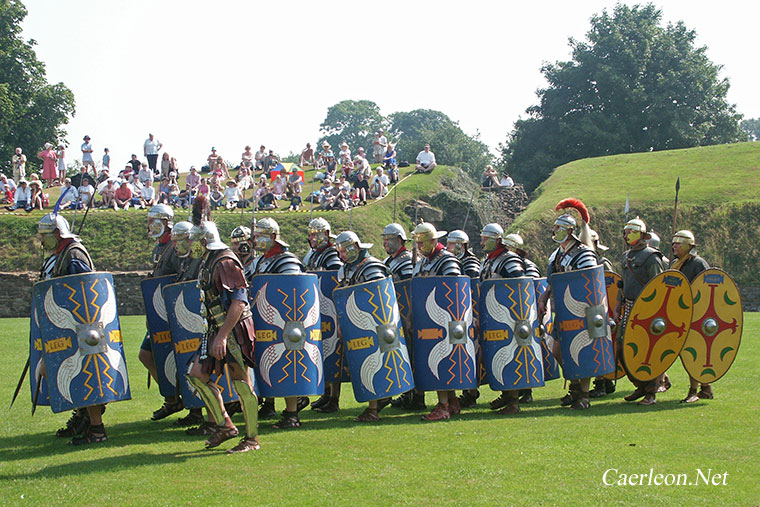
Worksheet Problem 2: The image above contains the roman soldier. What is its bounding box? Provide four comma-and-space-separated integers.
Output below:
249, 218, 309, 429
185, 196, 260, 453
446, 230, 481, 278
479, 224, 528, 414
537, 200, 600, 410
381, 223, 413, 281
334, 231, 392, 421
38, 213, 105, 445
670, 230, 712, 403
140, 204, 184, 422
612, 217, 665, 406
411, 222, 464, 421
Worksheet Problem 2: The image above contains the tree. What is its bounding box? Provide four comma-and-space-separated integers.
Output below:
740, 118, 760, 141
498, 3, 745, 193
0, 0, 75, 175
388, 109, 492, 179
318, 100, 384, 155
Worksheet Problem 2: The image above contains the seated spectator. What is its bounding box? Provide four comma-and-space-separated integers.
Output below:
415, 144, 437, 173
338, 142, 351, 163
158, 177, 171, 204
299, 143, 314, 167
353, 171, 369, 206
500, 172, 514, 187
223, 180, 241, 210
216, 155, 229, 179
127, 154, 141, 174
317, 142, 333, 169
209, 183, 224, 210
58, 178, 80, 210
336, 174, 350, 194
369, 167, 389, 199
71, 165, 97, 189
177, 185, 192, 209
482, 165, 500, 188
114, 181, 133, 210
168, 182, 180, 206
339, 153, 352, 177
257, 185, 277, 210
383, 143, 398, 183
78, 178, 95, 208
97, 167, 111, 184
350, 155, 371, 183
241, 145, 254, 170
318, 178, 335, 209
187, 166, 201, 192
288, 186, 302, 211
272, 172, 287, 200
141, 180, 157, 208
263, 150, 280, 177
330, 186, 351, 211
207, 147, 220, 175
99, 179, 116, 209
254, 145, 266, 171
5, 179, 31, 212
0, 174, 17, 204
286, 167, 303, 198
197, 177, 210, 198
29, 180, 45, 210
236, 166, 253, 192
120, 163, 135, 181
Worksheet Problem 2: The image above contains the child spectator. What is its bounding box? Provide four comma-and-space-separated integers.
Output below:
288, 186, 302, 211
209, 183, 224, 210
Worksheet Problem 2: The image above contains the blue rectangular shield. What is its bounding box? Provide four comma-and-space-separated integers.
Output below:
411, 276, 477, 391
533, 277, 561, 381
33, 272, 131, 413
312, 270, 343, 383
250, 273, 324, 398
29, 301, 50, 406
333, 276, 414, 402
471, 278, 488, 386
141, 275, 179, 398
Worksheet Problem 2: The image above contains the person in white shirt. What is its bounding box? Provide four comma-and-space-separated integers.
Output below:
5, 179, 31, 211
372, 129, 388, 163
415, 144, 437, 174
78, 180, 95, 208
223, 180, 241, 210
81, 135, 95, 174
59, 178, 80, 209
12, 147, 27, 181
140, 180, 157, 208
143, 133, 163, 174
370, 167, 389, 198
500, 173, 515, 187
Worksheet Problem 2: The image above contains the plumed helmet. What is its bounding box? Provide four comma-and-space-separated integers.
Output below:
147, 204, 174, 227
412, 222, 446, 242
503, 232, 524, 250
480, 223, 504, 239
672, 230, 696, 246
554, 214, 577, 230
255, 217, 288, 247
382, 223, 408, 241
336, 230, 372, 250
190, 221, 227, 250
647, 232, 661, 250
308, 217, 336, 238
38, 213, 76, 239
624, 217, 647, 234
447, 230, 469, 245
172, 221, 193, 240
230, 225, 251, 243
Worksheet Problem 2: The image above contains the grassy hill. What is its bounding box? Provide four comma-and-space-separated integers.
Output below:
0, 165, 456, 272
511, 141, 760, 285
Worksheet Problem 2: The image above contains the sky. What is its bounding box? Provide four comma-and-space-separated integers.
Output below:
19, 0, 760, 172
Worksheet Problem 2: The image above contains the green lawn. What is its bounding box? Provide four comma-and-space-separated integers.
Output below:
1, 314, 758, 505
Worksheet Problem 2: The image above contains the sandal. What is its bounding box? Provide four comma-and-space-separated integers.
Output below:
354, 408, 380, 422
152, 399, 184, 421
458, 389, 480, 408
490, 393, 510, 410
56, 409, 89, 438
227, 436, 261, 454
570, 395, 591, 410
273, 412, 301, 430
186, 421, 216, 436
205, 425, 239, 448
498, 401, 520, 415
69, 424, 107, 446
681, 388, 700, 403
173, 408, 205, 427
624, 387, 646, 402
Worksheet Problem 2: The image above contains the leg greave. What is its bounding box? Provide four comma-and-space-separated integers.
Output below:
232, 379, 258, 438
186, 374, 226, 425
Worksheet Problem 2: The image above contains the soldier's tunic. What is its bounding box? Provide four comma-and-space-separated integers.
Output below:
413, 244, 462, 277
672, 254, 710, 282
198, 249, 256, 376
384, 248, 413, 281
304, 244, 343, 271
459, 250, 481, 278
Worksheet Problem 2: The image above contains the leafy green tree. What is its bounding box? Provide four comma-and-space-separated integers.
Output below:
0, 0, 75, 175
318, 100, 384, 155
388, 109, 492, 179
740, 118, 760, 141
499, 3, 745, 193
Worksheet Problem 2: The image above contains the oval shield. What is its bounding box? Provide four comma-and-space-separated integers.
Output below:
411, 276, 477, 391
603, 271, 625, 380
33, 272, 131, 413
550, 265, 615, 380
680, 268, 743, 384
141, 274, 178, 398
533, 277, 561, 381
623, 270, 693, 382
312, 270, 343, 383
333, 276, 414, 402
250, 273, 324, 398
480, 277, 545, 391
28, 300, 50, 406
162, 280, 243, 409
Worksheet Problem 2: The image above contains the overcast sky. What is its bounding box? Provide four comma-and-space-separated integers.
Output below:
20, 0, 760, 171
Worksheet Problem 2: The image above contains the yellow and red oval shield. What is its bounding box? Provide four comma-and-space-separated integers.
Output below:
680, 268, 743, 384
623, 270, 693, 382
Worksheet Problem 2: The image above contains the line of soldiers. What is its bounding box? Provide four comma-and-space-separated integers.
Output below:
28, 194, 737, 454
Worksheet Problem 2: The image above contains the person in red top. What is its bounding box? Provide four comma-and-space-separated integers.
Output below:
114, 181, 133, 210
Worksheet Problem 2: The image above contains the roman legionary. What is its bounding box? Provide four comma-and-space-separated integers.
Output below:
612, 217, 665, 406
303, 218, 346, 413
229, 226, 255, 273
478, 224, 528, 414
537, 201, 600, 410
446, 230, 481, 278
38, 213, 106, 445
411, 222, 464, 421
381, 223, 414, 281
670, 230, 712, 403
334, 231, 392, 421
249, 218, 309, 429
185, 196, 260, 453
140, 204, 183, 422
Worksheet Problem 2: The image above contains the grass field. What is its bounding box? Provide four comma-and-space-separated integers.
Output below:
2, 315, 758, 505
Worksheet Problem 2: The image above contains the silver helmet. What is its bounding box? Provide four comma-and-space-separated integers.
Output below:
171, 221, 193, 258
672, 230, 696, 246
647, 232, 661, 250
308, 217, 336, 238
503, 232, 524, 251
480, 223, 504, 253
336, 231, 371, 264
147, 204, 174, 226
38, 213, 76, 239
446, 230, 469, 256
190, 221, 227, 251
230, 225, 252, 243
382, 223, 408, 241
254, 217, 288, 252
552, 214, 577, 243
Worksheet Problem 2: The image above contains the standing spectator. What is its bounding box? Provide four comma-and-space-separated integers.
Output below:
55, 144, 66, 186
370, 167, 389, 199
78, 177, 95, 208
99, 179, 116, 209
29, 180, 45, 210
187, 166, 201, 191
59, 178, 80, 210
372, 129, 387, 163
141, 179, 157, 208
81, 135, 95, 175
500, 172, 514, 187
415, 144, 437, 174
5, 179, 31, 211
160, 152, 171, 179
223, 180, 241, 210
241, 145, 254, 169
254, 145, 267, 172
383, 143, 398, 183
102, 147, 111, 171
144, 133, 163, 175
288, 186, 302, 211
299, 143, 314, 167
286, 167, 303, 198
353, 171, 369, 206
0, 174, 17, 204
114, 180, 133, 210
37, 143, 58, 188
207, 147, 220, 174
12, 147, 27, 182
